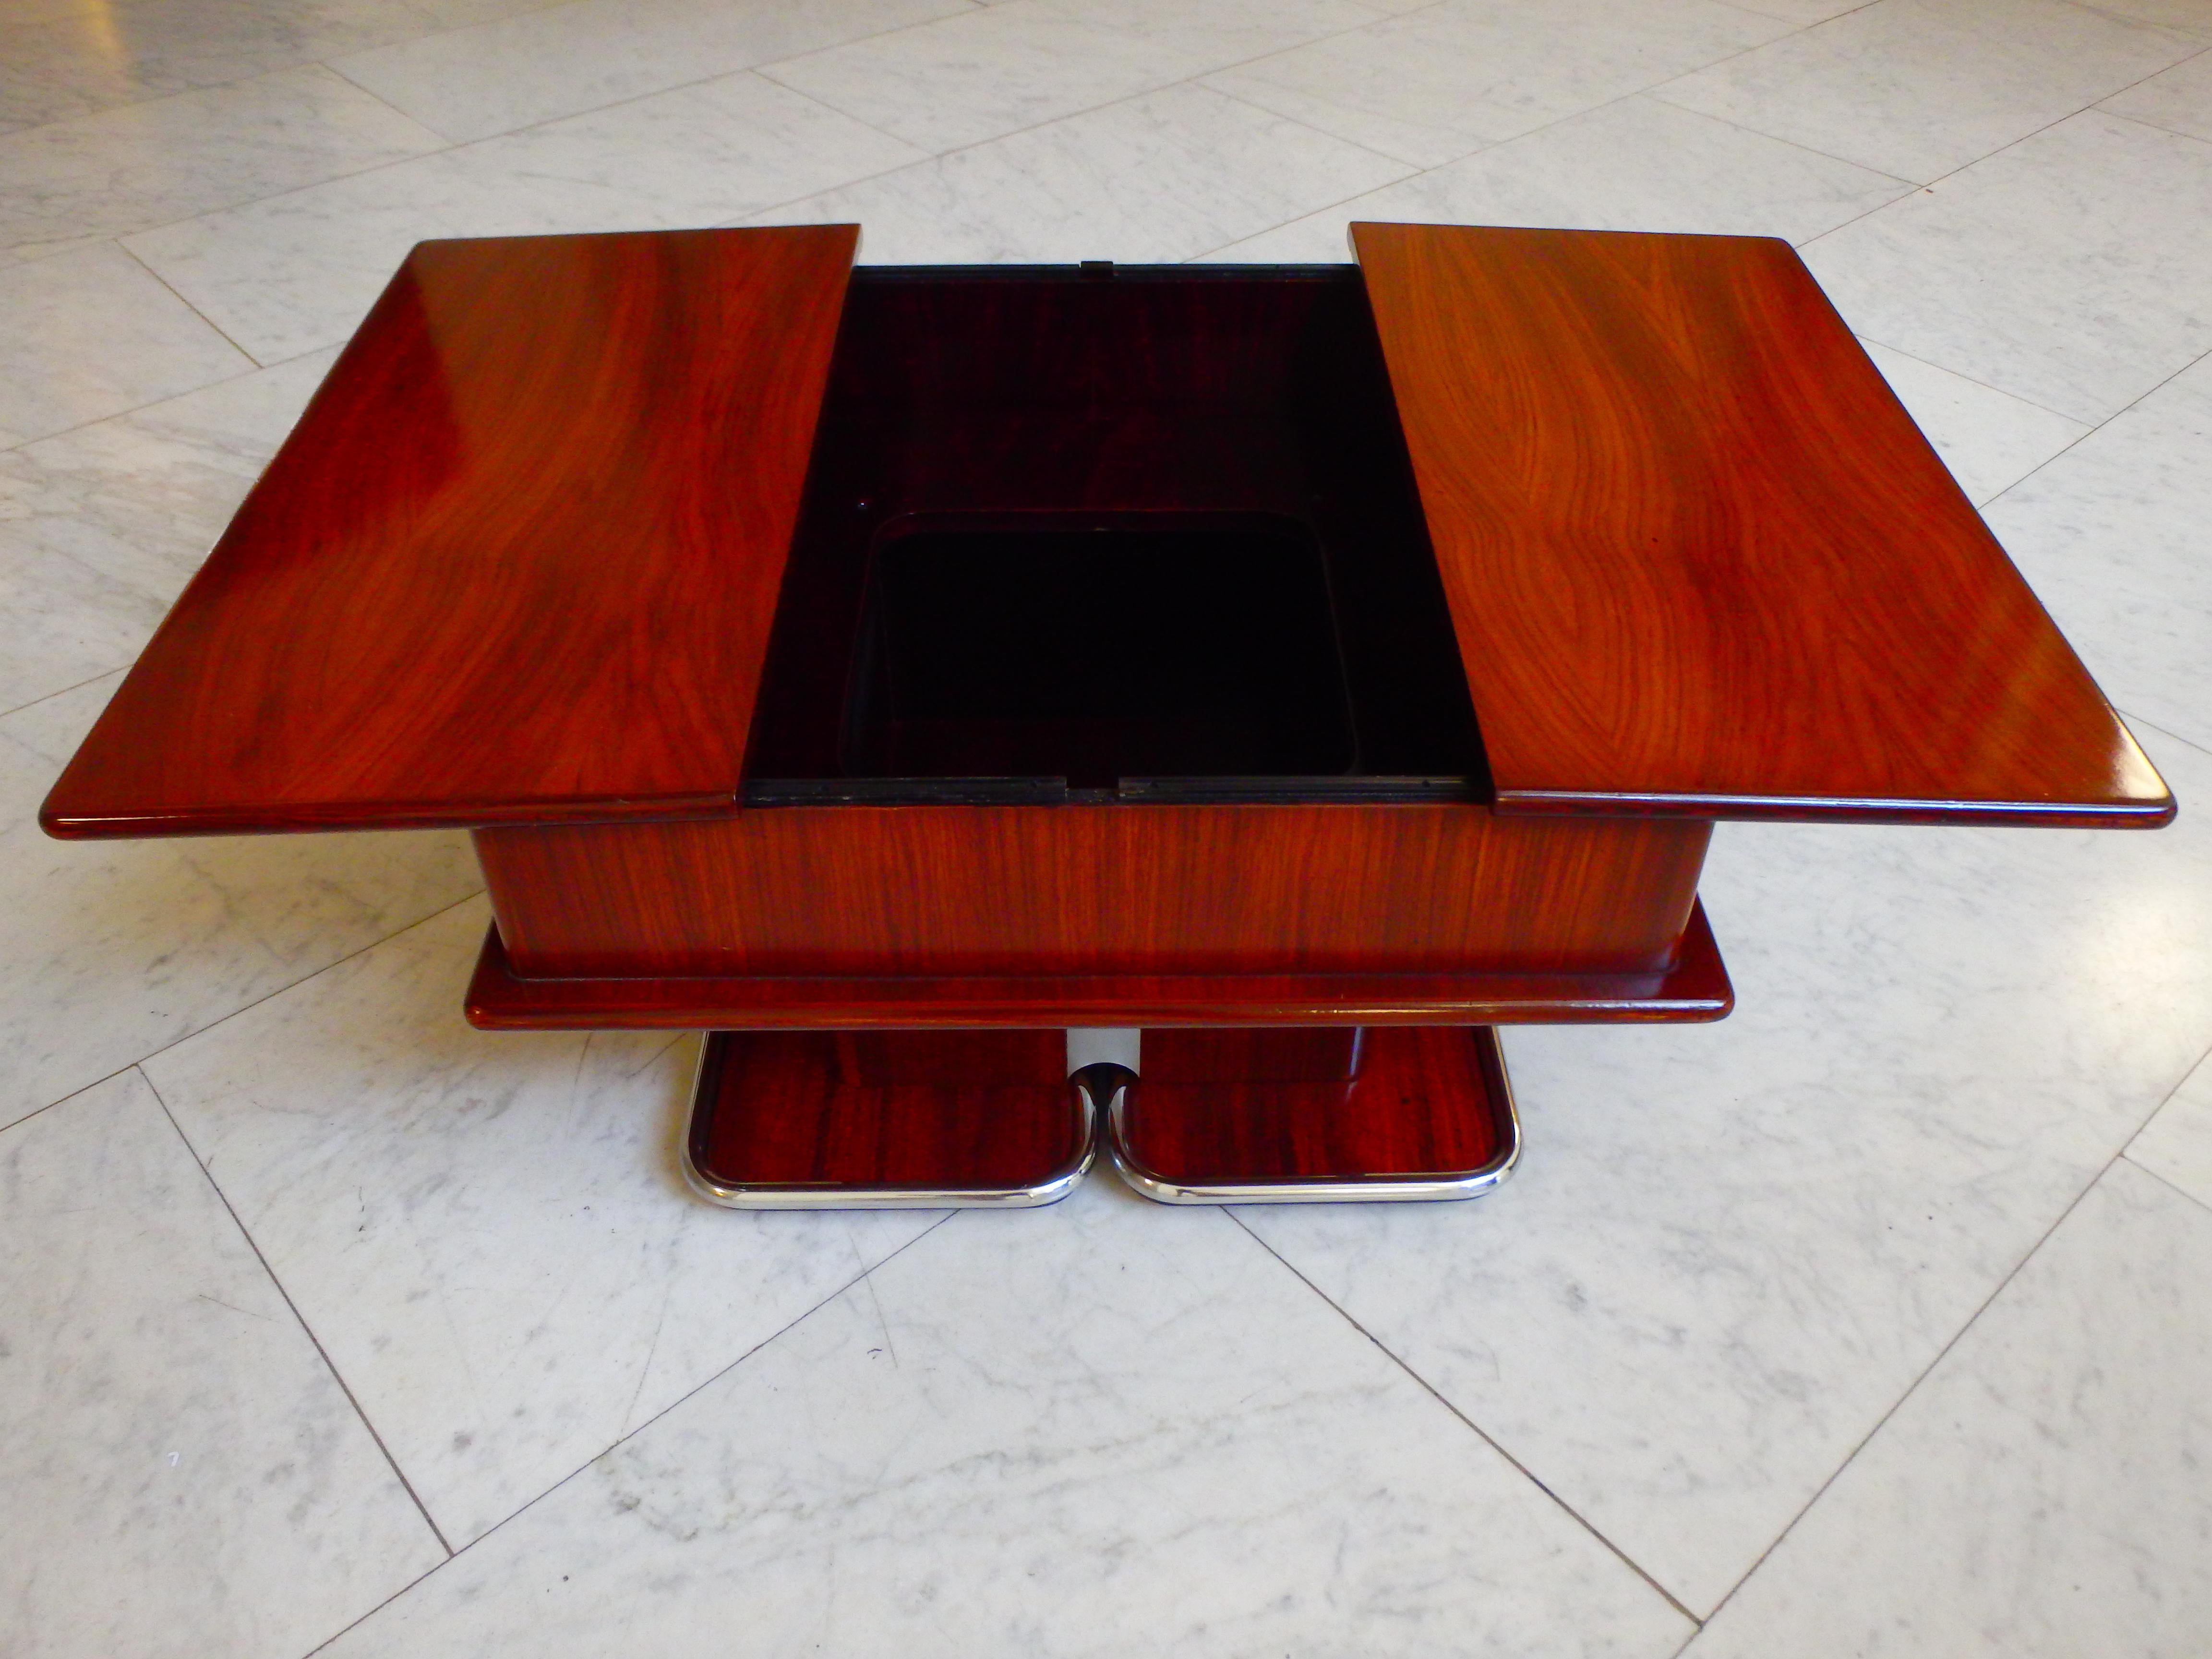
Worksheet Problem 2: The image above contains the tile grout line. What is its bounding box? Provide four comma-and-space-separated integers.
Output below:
1980, 338, 2212, 507
117, 239, 270, 369
1795, 45, 2212, 259
2114, 709, 2212, 763
0, 886, 489, 1142
1181, 14, 1875, 264
1225, 1209, 1704, 1629
134, 1061, 458, 1559
296, 1209, 962, 1658
1690, 1037, 2212, 1634
0, 664, 132, 725
2120, 1151, 2212, 1219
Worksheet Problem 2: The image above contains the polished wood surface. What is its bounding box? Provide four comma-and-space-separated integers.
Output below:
461, 900, 1733, 1028
1117, 1026, 1510, 1184
690, 1031, 1085, 1189
42, 225, 858, 838
1352, 222, 2172, 827
1141, 1027, 1359, 1082
473, 805, 1711, 978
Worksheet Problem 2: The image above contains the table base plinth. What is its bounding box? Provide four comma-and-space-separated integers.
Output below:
684, 1026, 1517, 1209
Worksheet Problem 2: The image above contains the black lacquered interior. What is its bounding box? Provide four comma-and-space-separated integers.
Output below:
744, 264, 1488, 804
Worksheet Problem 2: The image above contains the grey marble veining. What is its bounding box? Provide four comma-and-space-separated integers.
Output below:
1202, 0, 1795, 169
1239, 723, 2212, 1615
0, 1069, 443, 1659
142, 899, 945, 1547
0, 348, 336, 603
314, 1180, 1695, 1658
0, 676, 483, 1132
125, 70, 927, 361
0, 64, 446, 262
761, 0, 1387, 156
1687, 1158, 2212, 1657
0, 242, 252, 448
1983, 349, 2212, 754
1804, 109, 2212, 422
1652, 0, 2200, 184
747, 81, 1411, 263
329, 0, 971, 143
1199, 95, 1912, 263
1858, 339, 2089, 505
2127, 1046, 2212, 1209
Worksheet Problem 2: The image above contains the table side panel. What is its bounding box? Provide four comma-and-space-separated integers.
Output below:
463, 900, 1734, 1028
42, 225, 858, 837
474, 804, 1710, 978
1351, 222, 2171, 826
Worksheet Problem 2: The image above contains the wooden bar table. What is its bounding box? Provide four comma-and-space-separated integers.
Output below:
41, 222, 2173, 1209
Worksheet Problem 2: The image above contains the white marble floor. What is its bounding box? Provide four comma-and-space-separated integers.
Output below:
3, 0, 2210, 1652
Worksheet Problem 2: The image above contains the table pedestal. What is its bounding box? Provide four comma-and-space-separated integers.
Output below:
682, 1026, 1516, 1209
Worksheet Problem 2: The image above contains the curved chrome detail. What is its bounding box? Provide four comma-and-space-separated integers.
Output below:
680, 1039, 1099, 1210
1089, 1034, 1522, 1205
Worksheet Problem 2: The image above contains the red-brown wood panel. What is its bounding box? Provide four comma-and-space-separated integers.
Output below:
42, 225, 858, 838
463, 901, 1733, 1029
1352, 222, 2172, 827
473, 803, 1712, 978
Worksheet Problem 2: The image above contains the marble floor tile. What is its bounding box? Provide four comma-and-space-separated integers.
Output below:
2089, 0, 2212, 37
1239, 721, 2212, 1614
330, 0, 969, 144
141, 899, 944, 1547
0, 676, 483, 1132
1202, 96, 1910, 263
1858, 340, 2090, 505
0, 1070, 443, 1659
2127, 1045, 2212, 1207
762, 0, 1382, 156
1653, 0, 2198, 184
126, 72, 923, 361
1804, 109, 2212, 422
0, 242, 252, 447
1980, 351, 2212, 753
749, 82, 1411, 264
0, 0, 561, 129
0, 536, 172, 715
1201, 0, 1795, 169
2101, 38, 2212, 141
315, 1179, 1695, 1658
0, 66, 445, 263
0, 348, 337, 604
1686, 1158, 2212, 1657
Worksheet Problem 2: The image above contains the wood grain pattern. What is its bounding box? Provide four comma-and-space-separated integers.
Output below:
1352, 222, 2173, 827
690, 1031, 1087, 1189
1116, 1025, 1511, 1184
42, 225, 858, 838
461, 900, 1733, 1029
473, 804, 1712, 978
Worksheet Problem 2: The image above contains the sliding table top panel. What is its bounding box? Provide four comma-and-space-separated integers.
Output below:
1351, 222, 2170, 827
43, 225, 857, 837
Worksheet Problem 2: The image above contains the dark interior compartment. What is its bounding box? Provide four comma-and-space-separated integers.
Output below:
743, 264, 1487, 804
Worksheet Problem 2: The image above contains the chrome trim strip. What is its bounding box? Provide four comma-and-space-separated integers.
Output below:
1092, 1032, 1522, 1205
679, 1037, 1099, 1210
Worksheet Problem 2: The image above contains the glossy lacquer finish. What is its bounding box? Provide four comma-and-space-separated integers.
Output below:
471, 805, 1711, 978
461, 901, 1733, 1029
41, 225, 858, 837
687, 1030, 1091, 1200
1352, 223, 2173, 827
1112, 1026, 1513, 1189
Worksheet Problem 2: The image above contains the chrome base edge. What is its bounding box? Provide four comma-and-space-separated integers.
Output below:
1084, 1035, 1523, 1206
679, 1039, 1098, 1210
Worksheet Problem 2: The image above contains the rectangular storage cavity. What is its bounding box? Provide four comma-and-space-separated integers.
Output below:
743, 264, 1487, 804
